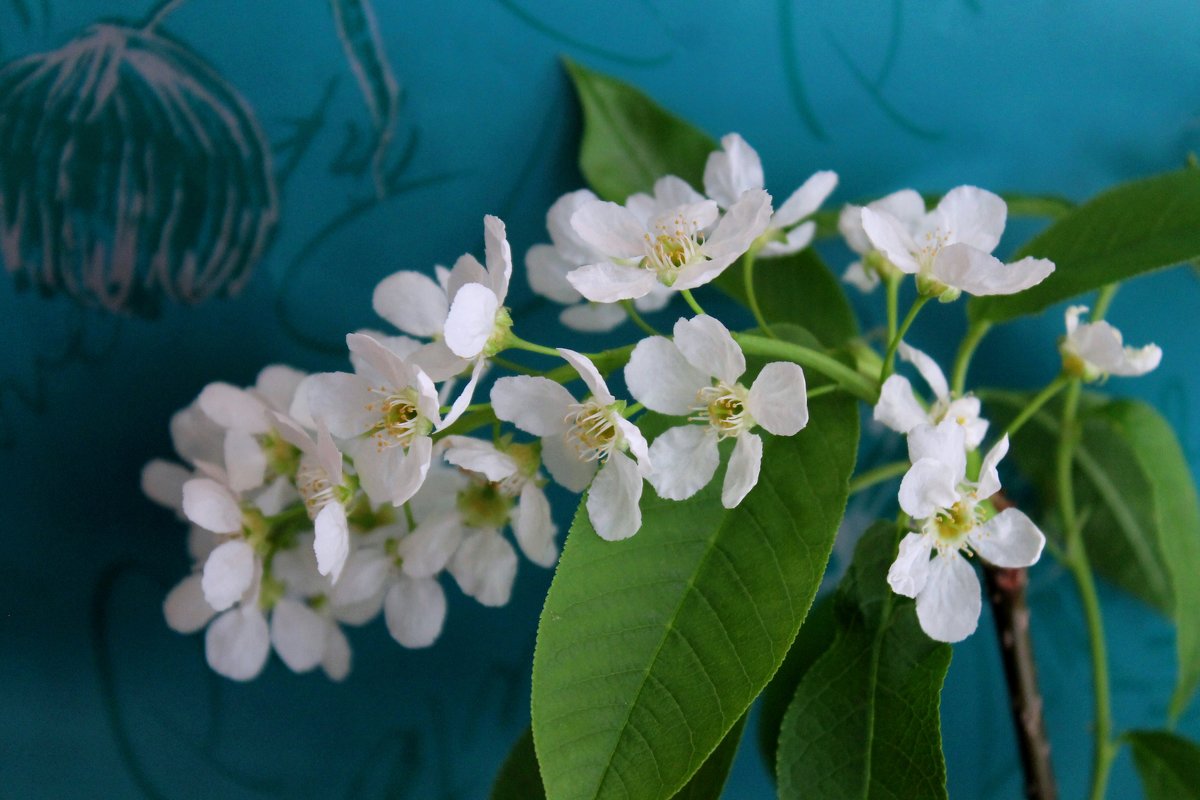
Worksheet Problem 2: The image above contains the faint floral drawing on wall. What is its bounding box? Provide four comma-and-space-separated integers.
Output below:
0, 1, 278, 316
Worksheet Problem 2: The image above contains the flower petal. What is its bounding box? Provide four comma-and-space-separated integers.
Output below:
567, 262, 659, 303
515, 483, 558, 568
163, 574, 216, 634
321, 625, 352, 682
541, 433, 598, 492
722, 431, 763, 508
646, 425, 719, 501
270, 599, 328, 673
142, 459, 191, 514
314, 502, 350, 583
587, 452, 643, 541
747, 362, 808, 436
372, 271, 449, 337
331, 550, 391, 609
898, 342, 949, 401
976, 434, 1009, 500
915, 552, 981, 643
888, 532, 933, 598
758, 220, 816, 257
702, 189, 771, 262
624, 336, 708, 415
527, 243, 583, 304
841, 261, 880, 293
224, 430, 267, 493
255, 365, 307, 413
442, 436, 517, 481
703, 133, 764, 208
570, 201, 647, 259
182, 478, 242, 534
972, 508, 1046, 568
773, 170, 837, 227
446, 253, 489, 302
935, 186, 1006, 253
898, 458, 960, 520
491, 376, 574, 436
558, 348, 615, 404
304, 372, 378, 439
673, 315, 745, 385
206, 607, 270, 681
874, 375, 928, 435
444, 283, 500, 359
616, 417, 652, 473
450, 530, 518, 607
483, 214, 512, 301
398, 510, 465, 578
860, 207, 919, 273
907, 420, 967, 485
546, 189, 601, 262
198, 383, 270, 433
391, 435, 433, 507
384, 576, 446, 648
560, 303, 628, 333
201, 540, 256, 612
933, 245, 1055, 296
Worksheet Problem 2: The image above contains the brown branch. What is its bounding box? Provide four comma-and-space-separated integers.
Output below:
983, 493, 1057, 800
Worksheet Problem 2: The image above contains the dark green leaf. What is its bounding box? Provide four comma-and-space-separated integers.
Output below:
668, 715, 747, 800
987, 392, 1200, 718
1128, 730, 1200, 800
532, 393, 859, 800
776, 523, 952, 800
492, 728, 545, 800
714, 248, 859, 348
971, 169, 1200, 323
564, 58, 715, 203
756, 593, 837, 777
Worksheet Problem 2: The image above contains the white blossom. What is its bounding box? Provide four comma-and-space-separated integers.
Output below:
875, 342, 988, 450
625, 315, 808, 508
491, 349, 651, 541
703, 133, 836, 257
1061, 305, 1162, 380
861, 185, 1054, 300
838, 189, 926, 292
890, 420, 1045, 642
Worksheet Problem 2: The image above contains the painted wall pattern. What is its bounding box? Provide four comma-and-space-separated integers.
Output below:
2, 1, 1199, 797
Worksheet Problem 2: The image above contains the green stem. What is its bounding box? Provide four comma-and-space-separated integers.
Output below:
1057, 378, 1116, 800
951, 320, 993, 397
848, 460, 909, 495
1092, 284, 1119, 321
742, 249, 775, 338
734, 333, 878, 402
623, 402, 644, 417
620, 301, 661, 336
506, 334, 562, 359
1003, 375, 1069, 440
805, 383, 840, 400
490, 355, 538, 375
681, 289, 707, 316
880, 296, 930, 382
885, 273, 901, 343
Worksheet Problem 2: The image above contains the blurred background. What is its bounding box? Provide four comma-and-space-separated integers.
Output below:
2, 1, 1199, 797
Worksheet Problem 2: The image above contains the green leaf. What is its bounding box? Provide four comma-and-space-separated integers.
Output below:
971, 168, 1200, 323
532, 393, 859, 800
987, 391, 1200, 718
1128, 730, 1200, 800
776, 522, 952, 800
492, 728, 546, 800
756, 593, 837, 777
713, 249, 860, 348
564, 58, 716, 203
494, 719, 746, 800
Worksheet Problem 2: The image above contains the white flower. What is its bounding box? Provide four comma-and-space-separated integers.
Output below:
304, 332, 446, 507
565, 184, 772, 302
890, 420, 1046, 642
703, 133, 836, 257
625, 315, 808, 508
838, 189, 926, 292
491, 349, 651, 541
1061, 305, 1162, 380
861, 185, 1055, 300
875, 342, 988, 450
527, 189, 673, 333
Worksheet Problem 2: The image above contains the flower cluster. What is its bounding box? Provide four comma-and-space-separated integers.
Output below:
145, 129, 1165, 677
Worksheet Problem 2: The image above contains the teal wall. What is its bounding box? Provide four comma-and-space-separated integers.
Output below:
2, 1, 1199, 797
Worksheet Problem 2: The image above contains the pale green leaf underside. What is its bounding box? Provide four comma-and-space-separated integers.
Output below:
532, 394, 858, 800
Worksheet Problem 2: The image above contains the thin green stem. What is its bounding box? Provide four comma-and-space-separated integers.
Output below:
734, 333, 878, 402
805, 384, 840, 400
885, 273, 901, 343
880, 296, 930, 382
1003, 375, 1069, 440
681, 289, 707, 316
490, 355, 538, 375
506, 334, 561, 359
1057, 378, 1116, 800
951, 320, 993, 397
402, 502, 417, 531
848, 460, 909, 495
620, 301, 661, 336
742, 249, 776, 338
1092, 284, 1119, 321
623, 402, 644, 417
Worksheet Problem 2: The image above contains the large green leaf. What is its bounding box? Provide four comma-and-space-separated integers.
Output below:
532, 393, 859, 800
1128, 730, 1200, 800
776, 522, 952, 799
971, 168, 1200, 323
713, 248, 859, 348
756, 593, 837, 777
564, 58, 715, 203
987, 392, 1200, 718
494, 719, 746, 800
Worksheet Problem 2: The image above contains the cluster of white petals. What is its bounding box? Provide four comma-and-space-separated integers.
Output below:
1060, 305, 1162, 380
